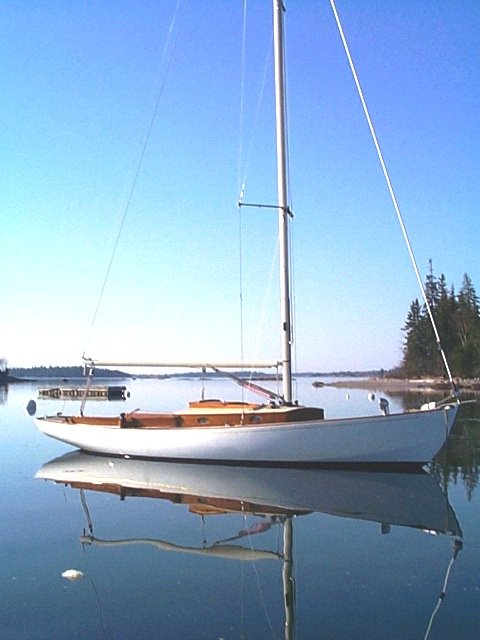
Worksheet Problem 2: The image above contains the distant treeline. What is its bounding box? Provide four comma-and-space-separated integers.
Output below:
300, 370, 382, 378
10, 366, 127, 379
8, 365, 383, 381
397, 267, 480, 379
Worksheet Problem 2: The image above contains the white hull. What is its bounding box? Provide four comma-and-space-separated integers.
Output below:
36, 450, 461, 536
35, 403, 458, 466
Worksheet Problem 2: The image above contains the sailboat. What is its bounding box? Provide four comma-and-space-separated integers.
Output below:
33, 1, 459, 466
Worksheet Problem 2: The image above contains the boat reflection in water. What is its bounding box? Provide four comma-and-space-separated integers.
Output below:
36, 452, 462, 639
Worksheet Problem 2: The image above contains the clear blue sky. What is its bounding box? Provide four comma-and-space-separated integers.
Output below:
2, 1, 479, 372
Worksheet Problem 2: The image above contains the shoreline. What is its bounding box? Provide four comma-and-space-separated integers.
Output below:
313, 377, 480, 393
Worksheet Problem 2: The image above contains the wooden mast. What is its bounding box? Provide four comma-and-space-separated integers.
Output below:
273, 0, 293, 404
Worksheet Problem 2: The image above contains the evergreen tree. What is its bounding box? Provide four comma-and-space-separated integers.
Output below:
418, 262, 441, 376
454, 274, 480, 377
402, 299, 430, 377
424, 259, 439, 308
433, 274, 457, 376
400, 270, 480, 379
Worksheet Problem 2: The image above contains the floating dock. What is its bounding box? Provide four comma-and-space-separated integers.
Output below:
38, 386, 129, 401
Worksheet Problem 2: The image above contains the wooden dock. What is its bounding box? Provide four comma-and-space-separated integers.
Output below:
38, 385, 129, 401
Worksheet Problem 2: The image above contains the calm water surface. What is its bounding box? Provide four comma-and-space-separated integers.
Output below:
1, 377, 479, 639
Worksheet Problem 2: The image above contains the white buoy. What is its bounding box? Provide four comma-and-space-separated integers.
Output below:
61, 569, 85, 581
367, 393, 375, 402
345, 393, 350, 400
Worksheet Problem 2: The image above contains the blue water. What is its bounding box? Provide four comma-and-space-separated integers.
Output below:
1, 378, 478, 639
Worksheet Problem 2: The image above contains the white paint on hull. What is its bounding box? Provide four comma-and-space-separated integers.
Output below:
35, 404, 458, 465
